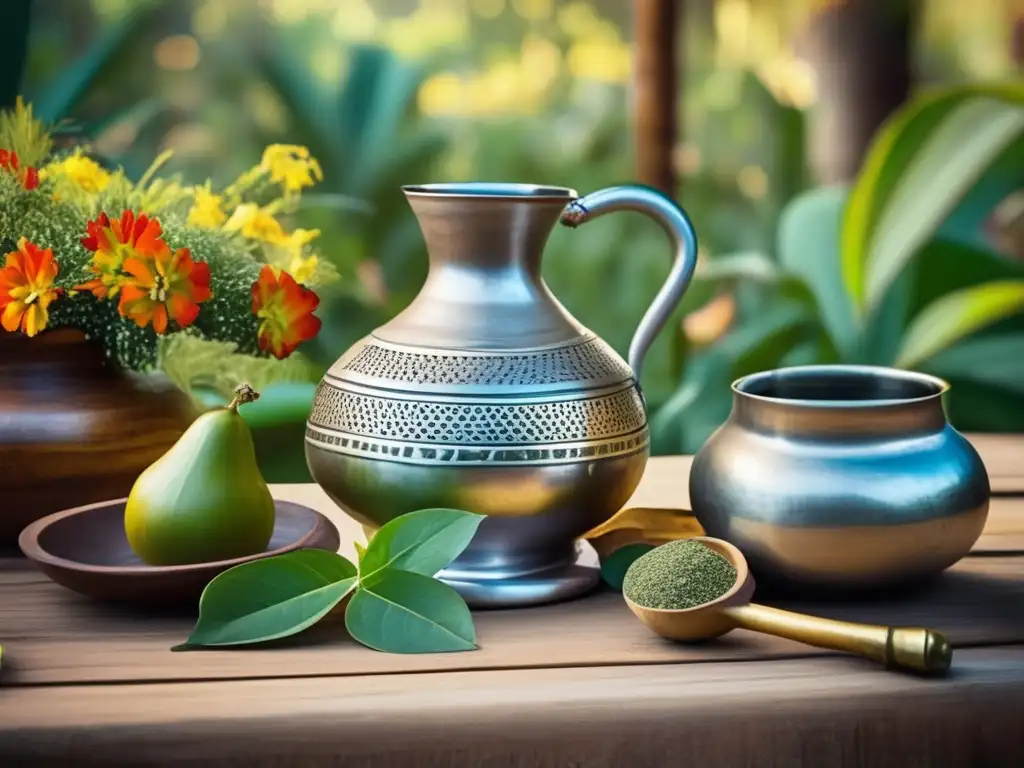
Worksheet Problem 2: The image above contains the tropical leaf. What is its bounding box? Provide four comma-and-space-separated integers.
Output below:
863, 98, 1024, 311
938, 133, 1024, 250
657, 298, 812, 454
32, 1, 166, 124
841, 83, 1024, 313
944, 378, 1024, 433
859, 262, 915, 366
923, 334, 1024, 397
776, 185, 856, 358
895, 280, 1024, 369
648, 368, 712, 453
909, 237, 1024, 316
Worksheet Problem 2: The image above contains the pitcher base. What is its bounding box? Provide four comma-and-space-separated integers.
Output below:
438, 546, 600, 609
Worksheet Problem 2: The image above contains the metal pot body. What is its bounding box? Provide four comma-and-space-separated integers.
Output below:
689, 365, 990, 592
306, 183, 700, 608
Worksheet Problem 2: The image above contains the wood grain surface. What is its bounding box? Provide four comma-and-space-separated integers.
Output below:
2, 439, 1023, 767
2, 647, 1022, 767
1, 538, 1021, 687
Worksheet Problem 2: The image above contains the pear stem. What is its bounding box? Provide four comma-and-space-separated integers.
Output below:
227, 383, 260, 413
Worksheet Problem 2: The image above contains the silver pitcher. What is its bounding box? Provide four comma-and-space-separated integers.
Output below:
305, 183, 698, 608
689, 365, 990, 592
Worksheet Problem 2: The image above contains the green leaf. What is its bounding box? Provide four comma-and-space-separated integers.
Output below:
895, 280, 1024, 369
910, 237, 1024, 317
345, 568, 476, 653
863, 98, 1024, 311
354, 541, 366, 561
649, 375, 707, 451
600, 544, 654, 591
922, 334, 1024, 397
943, 379, 1024, 433
938, 133, 1024, 249
777, 339, 826, 367
654, 297, 812, 454
842, 84, 1024, 313
359, 508, 484, 581
33, 1, 166, 123
777, 186, 856, 358
177, 550, 357, 649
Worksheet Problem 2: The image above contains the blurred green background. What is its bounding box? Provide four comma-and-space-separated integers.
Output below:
3, 0, 1023, 480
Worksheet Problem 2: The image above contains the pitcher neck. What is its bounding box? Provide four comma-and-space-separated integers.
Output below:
403, 183, 575, 278
373, 184, 588, 350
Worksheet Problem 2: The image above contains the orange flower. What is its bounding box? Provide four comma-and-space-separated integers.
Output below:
76, 211, 167, 300
0, 149, 40, 191
118, 246, 212, 334
0, 238, 61, 337
251, 265, 321, 359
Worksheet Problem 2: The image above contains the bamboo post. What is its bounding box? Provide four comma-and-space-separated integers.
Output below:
633, 0, 681, 196
801, 0, 917, 183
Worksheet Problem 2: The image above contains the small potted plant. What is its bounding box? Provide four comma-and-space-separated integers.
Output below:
0, 98, 337, 541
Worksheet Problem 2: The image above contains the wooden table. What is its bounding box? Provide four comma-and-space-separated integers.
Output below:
2, 434, 1023, 767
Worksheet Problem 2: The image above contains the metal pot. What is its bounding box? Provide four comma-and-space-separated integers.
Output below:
688, 365, 990, 592
305, 183, 699, 608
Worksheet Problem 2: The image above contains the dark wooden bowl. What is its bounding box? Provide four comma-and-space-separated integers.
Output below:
18, 498, 341, 604
0, 329, 198, 545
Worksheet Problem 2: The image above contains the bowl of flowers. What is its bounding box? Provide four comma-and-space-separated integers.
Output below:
0, 98, 337, 543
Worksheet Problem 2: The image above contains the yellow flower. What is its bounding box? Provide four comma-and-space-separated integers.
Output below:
288, 253, 319, 284
259, 144, 323, 193
187, 185, 227, 229
280, 228, 321, 284
284, 227, 320, 254
40, 149, 111, 193
223, 203, 287, 244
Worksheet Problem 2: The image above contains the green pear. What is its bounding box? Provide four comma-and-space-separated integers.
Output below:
125, 383, 276, 566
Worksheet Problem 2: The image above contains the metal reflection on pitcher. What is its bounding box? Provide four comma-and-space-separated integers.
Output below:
305, 183, 700, 608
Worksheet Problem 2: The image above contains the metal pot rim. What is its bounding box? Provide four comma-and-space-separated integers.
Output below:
403, 182, 578, 200
731, 364, 950, 409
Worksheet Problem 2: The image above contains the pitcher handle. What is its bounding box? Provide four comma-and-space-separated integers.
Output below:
560, 185, 699, 384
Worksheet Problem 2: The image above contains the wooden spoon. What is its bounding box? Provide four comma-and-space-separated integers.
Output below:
624, 536, 952, 674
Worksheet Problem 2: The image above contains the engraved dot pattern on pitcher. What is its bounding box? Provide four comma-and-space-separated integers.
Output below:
308, 384, 647, 444
341, 338, 633, 387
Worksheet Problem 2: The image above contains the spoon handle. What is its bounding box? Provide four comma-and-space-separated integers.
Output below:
722, 603, 952, 673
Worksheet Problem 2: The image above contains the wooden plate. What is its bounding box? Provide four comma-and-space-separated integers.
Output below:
18, 499, 341, 604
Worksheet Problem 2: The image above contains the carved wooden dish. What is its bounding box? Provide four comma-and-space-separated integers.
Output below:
18, 499, 341, 604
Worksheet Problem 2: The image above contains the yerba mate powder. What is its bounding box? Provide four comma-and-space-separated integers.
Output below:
622, 539, 737, 610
